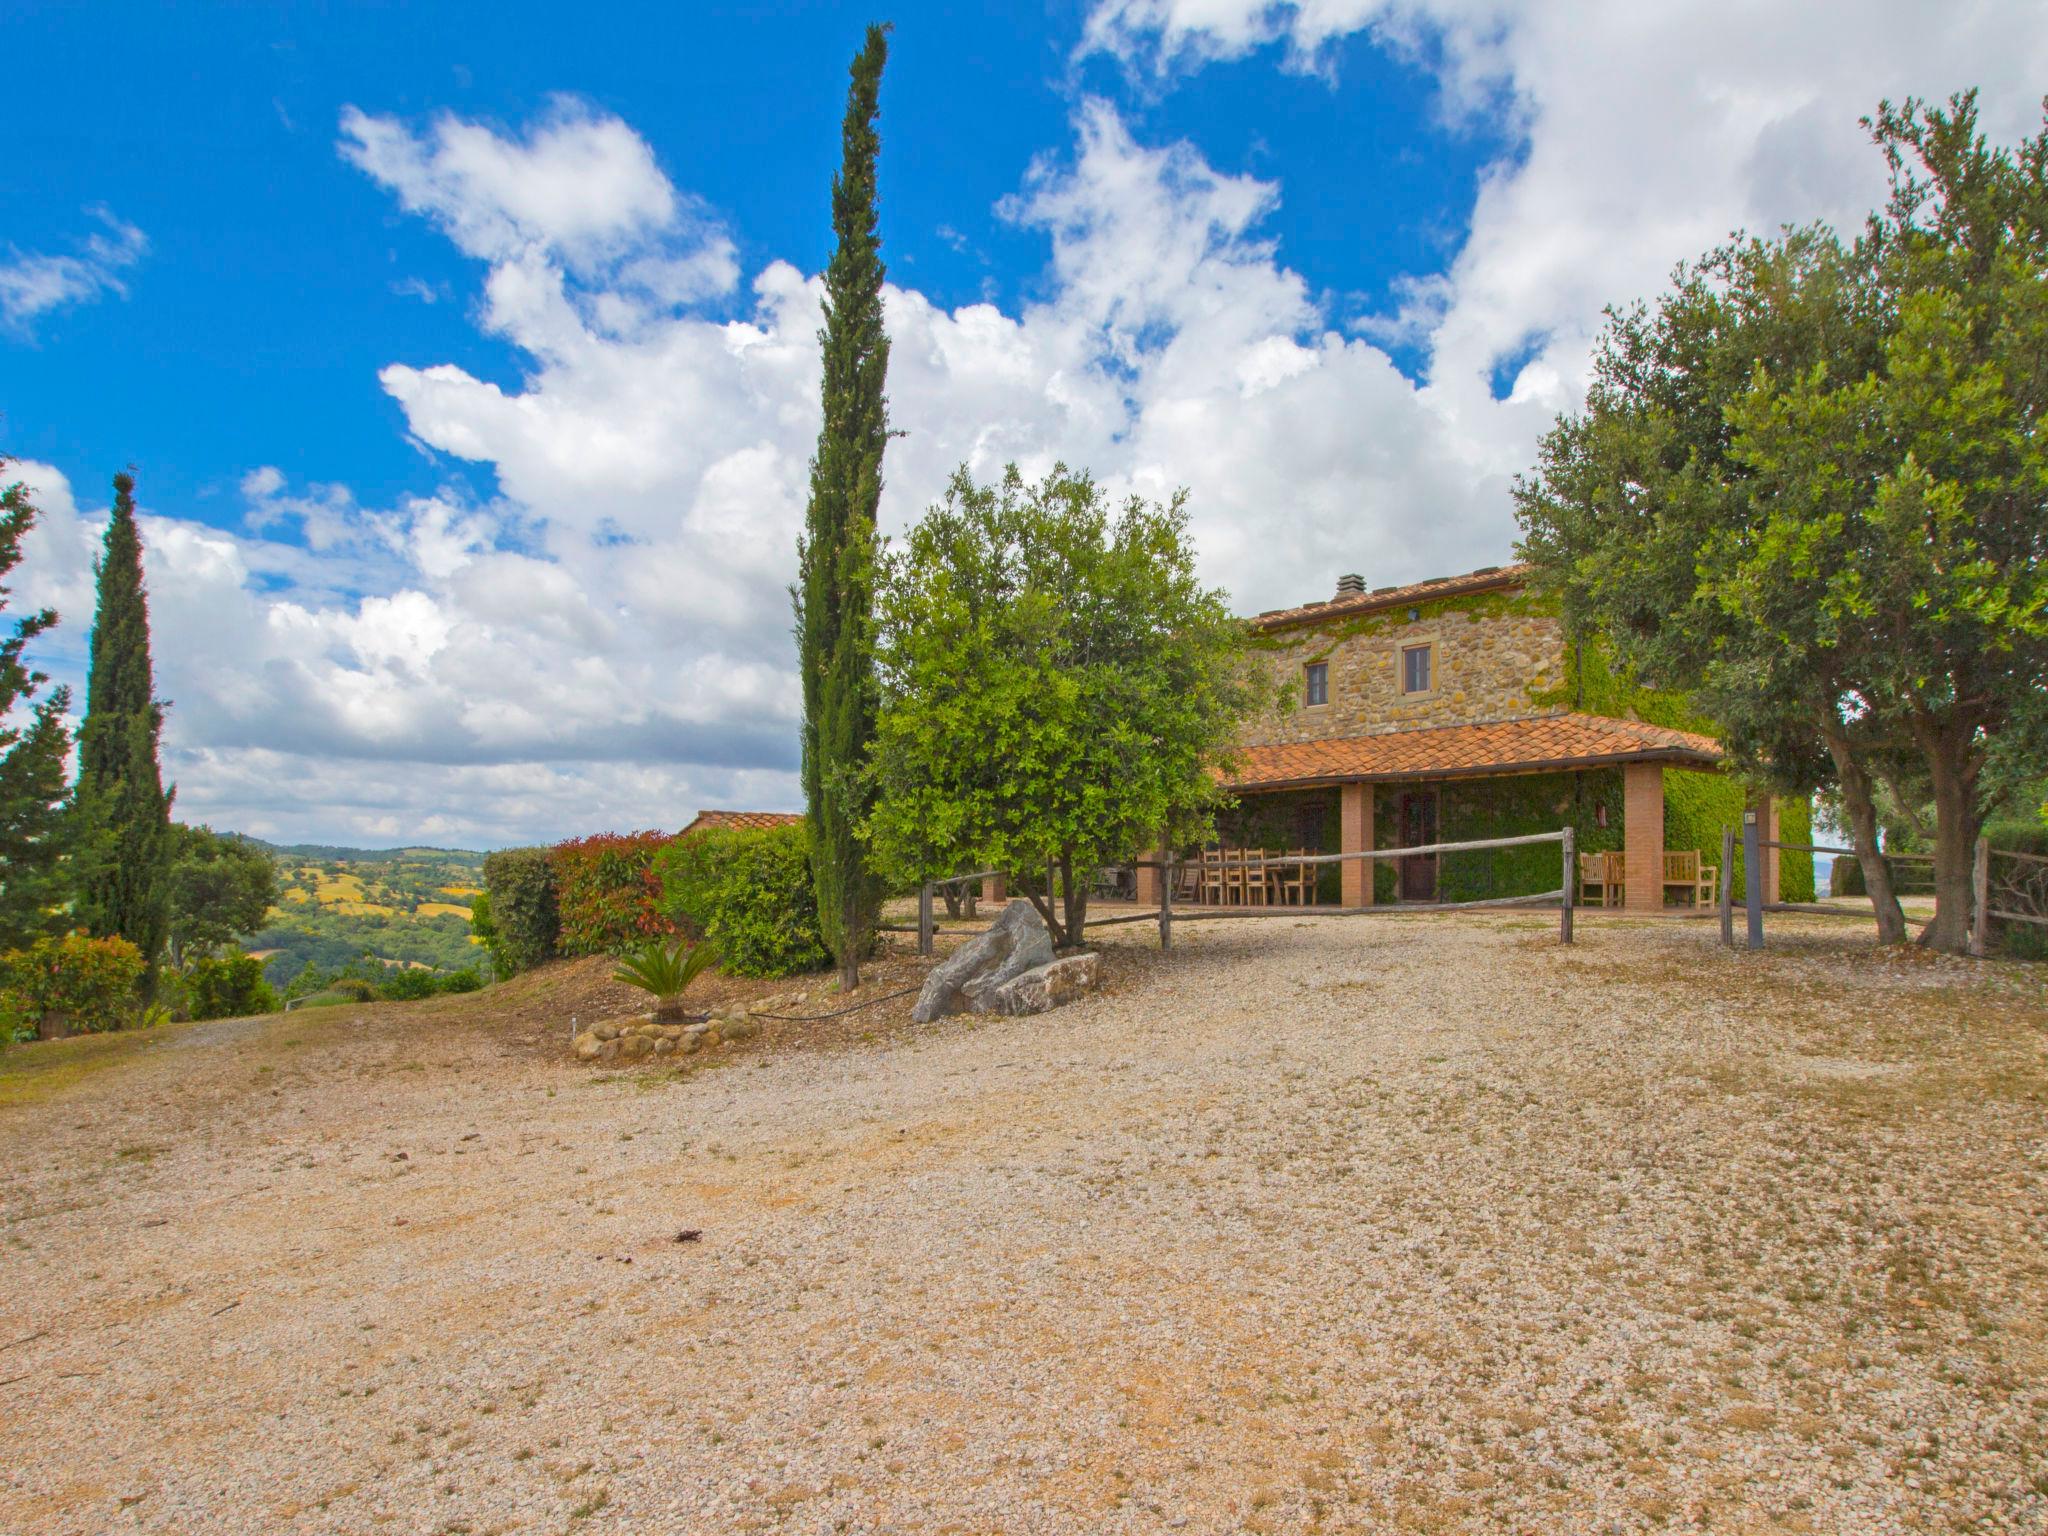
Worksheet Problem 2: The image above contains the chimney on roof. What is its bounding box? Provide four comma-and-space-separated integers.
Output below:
1334, 572, 1365, 598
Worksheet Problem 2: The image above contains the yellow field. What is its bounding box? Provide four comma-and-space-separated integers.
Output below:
438, 885, 481, 899
327, 901, 399, 916
314, 874, 367, 902
416, 902, 474, 920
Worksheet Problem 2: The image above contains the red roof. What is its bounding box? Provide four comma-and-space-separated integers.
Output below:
1224, 712, 1722, 789
677, 809, 805, 837
1254, 563, 1534, 633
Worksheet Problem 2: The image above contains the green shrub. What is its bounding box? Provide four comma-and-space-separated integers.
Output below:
479, 848, 559, 973
656, 824, 828, 978
550, 832, 677, 956
0, 934, 147, 1037
376, 967, 441, 1001
613, 937, 719, 1016
186, 952, 278, 1020
437, 967, 483, 995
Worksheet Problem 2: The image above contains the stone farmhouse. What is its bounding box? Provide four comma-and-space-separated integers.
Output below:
1136, 563, 1808, 913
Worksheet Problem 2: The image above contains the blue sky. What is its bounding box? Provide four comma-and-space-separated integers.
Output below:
5, 1, 2042, 845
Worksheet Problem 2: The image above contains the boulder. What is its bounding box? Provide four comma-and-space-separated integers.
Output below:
653, 1037, 675, 1056
618, 1034, 654, 1061
989, 952, 1099, 1017
572, 1031, 604, 1062
912, 900, 1055, 1023
592, 1020, 622, 1042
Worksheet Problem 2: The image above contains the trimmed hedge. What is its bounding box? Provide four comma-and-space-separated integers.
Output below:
479, 848, 559, 974
551, 831, 677, 956
656, 823, 828, 978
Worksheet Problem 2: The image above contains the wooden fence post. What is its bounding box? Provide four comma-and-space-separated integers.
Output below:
917, 881, 934, 957
1160, 854, 1174, 952
1743, 809, 1764, 950
1970, 835, 1990, 958
1560, 826, 1575, 945
1719, 826, 1736, 948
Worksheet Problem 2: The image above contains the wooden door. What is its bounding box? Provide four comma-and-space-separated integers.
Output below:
1399, 790, 1439, 902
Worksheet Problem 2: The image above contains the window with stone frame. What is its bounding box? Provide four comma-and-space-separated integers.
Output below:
1401, 642, 1433, 695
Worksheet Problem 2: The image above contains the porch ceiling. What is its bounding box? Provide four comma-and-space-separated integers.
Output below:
1222, 712, 1723, 791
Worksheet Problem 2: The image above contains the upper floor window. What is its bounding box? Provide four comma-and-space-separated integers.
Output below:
1401, 643, 1433, 695
1304, 660, 1329, 707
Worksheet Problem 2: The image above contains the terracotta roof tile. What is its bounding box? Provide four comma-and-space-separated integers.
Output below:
1254, 562, 1534, 632
677, 809, 805, 837
1224, 712, 1722, 789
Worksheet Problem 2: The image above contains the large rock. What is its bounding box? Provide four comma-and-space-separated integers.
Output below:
912, 900, 1055, 1022
990, 953, 1100, 1016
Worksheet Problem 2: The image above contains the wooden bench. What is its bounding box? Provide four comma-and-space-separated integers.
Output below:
1579, 850, 1624, 907
1663, 849, 1718, 908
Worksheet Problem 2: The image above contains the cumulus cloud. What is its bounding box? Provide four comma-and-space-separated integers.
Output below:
1082, 0, 2048, 412
0, 207, 147, 336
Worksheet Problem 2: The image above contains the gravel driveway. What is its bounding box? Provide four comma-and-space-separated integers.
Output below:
2, 914, 2044, 1535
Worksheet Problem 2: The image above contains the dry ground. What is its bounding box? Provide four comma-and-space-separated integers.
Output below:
1, 912, 2044, 1535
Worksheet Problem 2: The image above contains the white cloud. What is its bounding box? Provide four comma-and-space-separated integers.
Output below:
16, 13, 2045, 845
1082, 0, 2048, 412
0, 207, 147, 335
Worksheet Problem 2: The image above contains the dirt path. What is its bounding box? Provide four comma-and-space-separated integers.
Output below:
1, 916, 2044, 1535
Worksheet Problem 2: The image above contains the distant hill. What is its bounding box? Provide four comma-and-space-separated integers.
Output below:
241, 838, 487, 866
237, 840, 488, 987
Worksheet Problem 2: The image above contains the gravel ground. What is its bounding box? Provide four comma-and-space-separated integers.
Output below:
2, 912, 2044, 1535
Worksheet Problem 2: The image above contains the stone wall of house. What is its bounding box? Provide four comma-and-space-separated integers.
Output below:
1243, 603, 1567, 746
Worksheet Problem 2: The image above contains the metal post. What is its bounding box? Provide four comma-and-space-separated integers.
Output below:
917, 881, 934, 957
1742, 809, 1764, 950
1970, 835, 1990, 958
1719, 825, 1736, 947
1160, 852, 1174, 952
1560, 825, 1575, 945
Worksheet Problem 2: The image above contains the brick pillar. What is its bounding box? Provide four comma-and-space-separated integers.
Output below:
1340, 782, 1372, 908
1134, 838, 1165, 906
985, 872, 1005, 903
1623, 762, 1665, 914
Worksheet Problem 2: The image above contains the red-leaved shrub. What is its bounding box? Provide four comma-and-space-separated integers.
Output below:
549, 832, 677, 956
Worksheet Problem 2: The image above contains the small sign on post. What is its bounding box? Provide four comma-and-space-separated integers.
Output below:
1743, 809, 1764, 950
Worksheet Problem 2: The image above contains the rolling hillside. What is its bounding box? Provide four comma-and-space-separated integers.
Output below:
243, 841, 487, 987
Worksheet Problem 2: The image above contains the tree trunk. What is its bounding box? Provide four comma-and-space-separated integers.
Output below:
941, 883, 962, 920
839, 890, 861, 990
1823, 728, 1908, 945
1023, 865, 1068, 948
1917, 720, 1983, 955
1058, 850, 1088, 950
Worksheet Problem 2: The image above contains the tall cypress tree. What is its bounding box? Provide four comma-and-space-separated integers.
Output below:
74, 470, 173, 971
0, 465, 76, 952
796, 24, 891, 990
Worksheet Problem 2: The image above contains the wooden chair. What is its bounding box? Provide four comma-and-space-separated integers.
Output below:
1173, 856, 1202, 904
1273, 847, 1313, 907
1660, 848, 1717, 908
1241, 850, 1269, 907
1579, 851, 1618, 908
1662, 849, 1704, 908
1197, 847, 1223, 905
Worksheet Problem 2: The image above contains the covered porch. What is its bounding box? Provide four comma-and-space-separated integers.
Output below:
1134, 713, 1777, 915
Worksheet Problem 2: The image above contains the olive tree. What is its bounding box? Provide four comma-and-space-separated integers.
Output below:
866, 463, 1258, 947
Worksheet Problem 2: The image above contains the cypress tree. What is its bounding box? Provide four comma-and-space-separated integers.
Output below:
0, 465, 75, 952
796, 24, 891, 990
74, 470, 173, 971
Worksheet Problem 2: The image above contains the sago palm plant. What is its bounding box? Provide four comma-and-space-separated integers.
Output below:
612, 938, 719, 1020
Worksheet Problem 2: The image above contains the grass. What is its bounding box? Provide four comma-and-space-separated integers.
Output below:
0, 1024, 185, 1109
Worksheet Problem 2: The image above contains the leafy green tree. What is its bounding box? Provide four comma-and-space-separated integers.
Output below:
166, 825, 279, 967
0, 463, 75, 952
73, 470, 174, 971
867, 463, 1259, 947
1518, 92, 2048, 951
795, 23, 891, 990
